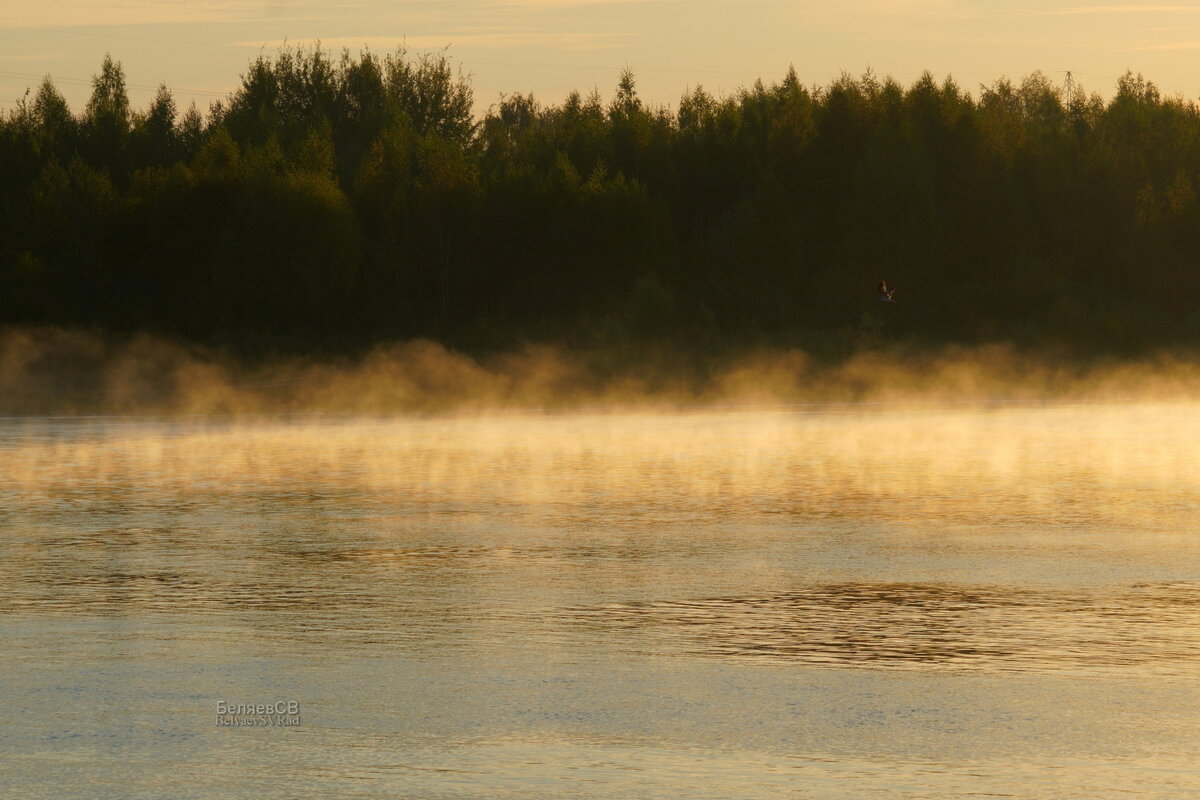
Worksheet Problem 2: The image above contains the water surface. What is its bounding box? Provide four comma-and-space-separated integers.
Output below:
2, 403, 1198, 798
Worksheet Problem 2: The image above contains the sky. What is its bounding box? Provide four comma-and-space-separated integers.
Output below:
5, 1, 1200, 118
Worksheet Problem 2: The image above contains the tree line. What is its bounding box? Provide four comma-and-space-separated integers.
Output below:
3, 48, 1200, 357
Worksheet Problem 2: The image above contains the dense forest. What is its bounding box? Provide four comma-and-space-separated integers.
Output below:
3, 49, 1200, 359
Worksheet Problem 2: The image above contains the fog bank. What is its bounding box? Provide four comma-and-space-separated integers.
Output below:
3, 327, 1199, 416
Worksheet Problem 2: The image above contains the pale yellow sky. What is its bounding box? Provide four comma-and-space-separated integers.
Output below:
5, 1, 1200, 117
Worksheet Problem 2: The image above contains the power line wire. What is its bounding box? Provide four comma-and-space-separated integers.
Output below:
0, 69, 231, 98
39, 26, 247, 50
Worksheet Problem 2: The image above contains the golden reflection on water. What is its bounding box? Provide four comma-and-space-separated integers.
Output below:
2, 402, 1200, 677
6, 403, 1200, 514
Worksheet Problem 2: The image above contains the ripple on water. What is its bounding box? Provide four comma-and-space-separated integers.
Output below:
559, 582, 1200, 677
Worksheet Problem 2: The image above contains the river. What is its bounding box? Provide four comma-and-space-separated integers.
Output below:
2, 403, 1198, 798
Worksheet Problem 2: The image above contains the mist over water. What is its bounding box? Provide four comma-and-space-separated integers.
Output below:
9, 40, 1200, 797
5, 326, 1200, 415
3, 398, 1199, 798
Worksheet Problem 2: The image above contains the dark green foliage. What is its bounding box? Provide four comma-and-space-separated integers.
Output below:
4, 51, 1200, 355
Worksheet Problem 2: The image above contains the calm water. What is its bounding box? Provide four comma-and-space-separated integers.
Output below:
2, 403, 1199, 798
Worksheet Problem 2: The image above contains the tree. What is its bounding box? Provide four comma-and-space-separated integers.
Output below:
82, 54, 131, 175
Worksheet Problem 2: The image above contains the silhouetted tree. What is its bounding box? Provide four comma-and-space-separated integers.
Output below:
6, 51, 1200, 354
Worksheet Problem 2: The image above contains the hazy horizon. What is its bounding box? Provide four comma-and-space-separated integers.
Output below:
7, 1, 1200, 117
